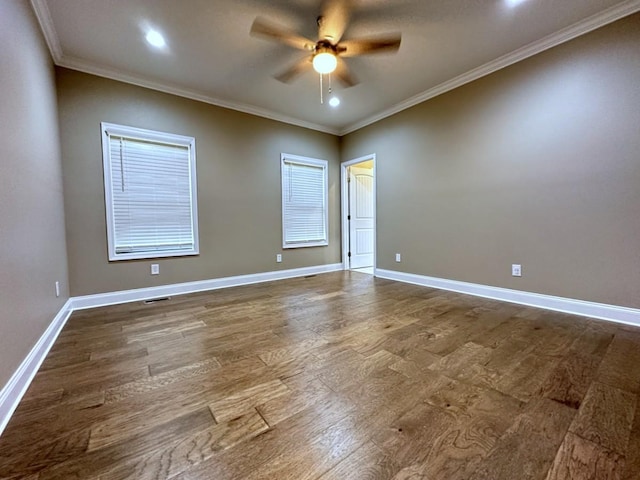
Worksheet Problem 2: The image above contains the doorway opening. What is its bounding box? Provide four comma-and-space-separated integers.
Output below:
341, 154, 376, 275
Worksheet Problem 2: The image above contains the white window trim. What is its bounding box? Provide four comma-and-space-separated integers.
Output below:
101, 122, 199, 261
281, 153, 329, 249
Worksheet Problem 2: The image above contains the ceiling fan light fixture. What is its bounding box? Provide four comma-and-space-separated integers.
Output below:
313, 52, 337, 74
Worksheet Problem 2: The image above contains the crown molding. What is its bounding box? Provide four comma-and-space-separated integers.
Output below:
30, 0, 640, 138
339, 0, 640, 135
28, 1, 339, 136
30, 0, 63, 61
55, 55, 341, 135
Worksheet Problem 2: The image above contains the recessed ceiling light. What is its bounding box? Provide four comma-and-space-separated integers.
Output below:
506, 0, 528, 7
145, 29, 166, 48
329, 97, 340, 108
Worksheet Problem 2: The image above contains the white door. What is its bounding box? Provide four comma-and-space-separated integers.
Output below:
349, 166, 374, 268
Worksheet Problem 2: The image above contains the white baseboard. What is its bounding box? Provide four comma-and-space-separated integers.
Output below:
375, 268, 640, 327
71, 263, 343, 310
0, 299, 73, 436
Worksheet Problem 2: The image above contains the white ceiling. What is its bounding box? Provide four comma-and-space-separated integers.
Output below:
32, 0, 640, 135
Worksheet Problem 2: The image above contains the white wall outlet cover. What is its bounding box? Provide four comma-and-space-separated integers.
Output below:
512, 264, 522, 277
55, 281, 60, 297
395, 253, 401, 262
151, 264, 160, 275
276, 254, 282, 263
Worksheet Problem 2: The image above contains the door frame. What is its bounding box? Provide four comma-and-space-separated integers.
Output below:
341, 154, 376, 271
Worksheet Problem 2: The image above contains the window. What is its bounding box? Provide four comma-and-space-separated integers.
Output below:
101, 123, 199, 261
281, 153, 328, 249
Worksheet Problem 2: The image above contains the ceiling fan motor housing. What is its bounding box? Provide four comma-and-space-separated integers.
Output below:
315, 40, 337, 54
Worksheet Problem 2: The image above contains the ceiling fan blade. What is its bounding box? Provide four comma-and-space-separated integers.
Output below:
333, 58, 358, 87
251, 17, 315, 51
318, 0, 350, 44
274, 56, 312, 83
338, 34, 401, 57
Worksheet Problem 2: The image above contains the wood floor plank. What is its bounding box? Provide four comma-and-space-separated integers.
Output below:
569, 325, 615, 358
539, 351, 602, 409
622, 400, 640, 480
257, 376, 335, 427
545, 432, 625, 480
85, 358, 273, 451
258, 338, 327, 366
568, 381, 636, 454
26, 355, 152, 396
375, 323, 440, 359
2, 272, 639, 479
316, 349, 401, 393
125, 320, 206, 343
469, 398, 576, 480
482, 336, 534, 373
0, 427, 90, 479
88, 400, 209, 452
120, 311, 206, 333
6, 357, 266, 448
36, 408, 214, 480
428, 341, 493, 379
104, 356, 221, 404
340, 366, 424, 423
371, 400, 455, 466
208, 379, 290, 423
494, 351, 559, 402
89, 343, 149, 362
596, 333, 640, 393
475, 315, 546, 349
241, 413, 372, 480
416, 415, 505, 480
145, 332, 267, 375
7, 388, 63, 421
98, 409, 269, 480
38, 350, 91, 371
172, 393, 358, 480
318, 440, 401, 480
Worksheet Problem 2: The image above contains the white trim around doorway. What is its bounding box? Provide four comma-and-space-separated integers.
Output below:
341, 154, 377, 272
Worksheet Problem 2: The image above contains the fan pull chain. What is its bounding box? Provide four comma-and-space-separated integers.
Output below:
318, 74, 334, 104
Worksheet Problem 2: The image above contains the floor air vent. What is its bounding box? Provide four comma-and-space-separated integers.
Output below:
143, 297, 171, 305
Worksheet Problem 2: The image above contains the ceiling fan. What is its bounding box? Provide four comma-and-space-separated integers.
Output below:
250, 0, 402, 88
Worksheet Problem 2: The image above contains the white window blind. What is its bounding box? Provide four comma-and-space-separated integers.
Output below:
101, 123, 199, 261
281, 154, 328, 249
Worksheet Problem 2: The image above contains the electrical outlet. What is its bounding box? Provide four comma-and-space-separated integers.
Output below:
151, 264, 160, 275
395, 253, 401, 262
276, 254, 282, 263
512, 264, 522, 277
55, 281, 60, 297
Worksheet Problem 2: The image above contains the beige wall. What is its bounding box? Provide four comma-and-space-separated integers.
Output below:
0, 1, 69, 387
342, 14, 640, 309
56, 69, 341, 296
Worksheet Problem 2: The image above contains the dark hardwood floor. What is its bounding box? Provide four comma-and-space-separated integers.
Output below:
1, 271, 639, 479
